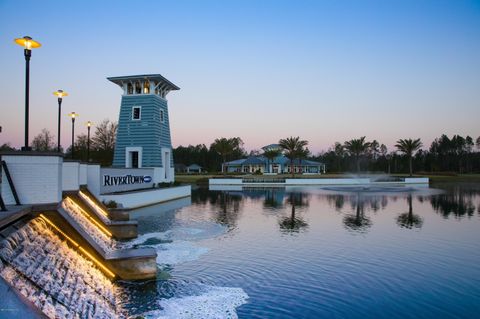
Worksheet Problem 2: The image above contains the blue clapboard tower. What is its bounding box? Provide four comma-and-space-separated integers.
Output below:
108, 74, 179, 183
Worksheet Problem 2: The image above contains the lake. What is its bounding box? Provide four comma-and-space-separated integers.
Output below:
118, 183, 480, 318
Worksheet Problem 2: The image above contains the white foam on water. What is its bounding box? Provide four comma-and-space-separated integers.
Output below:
142, 285, 249, 319
154, 241, 209, 265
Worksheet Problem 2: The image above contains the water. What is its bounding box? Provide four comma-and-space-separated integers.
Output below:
120, 183, 480, 318
0, 218, 118, 318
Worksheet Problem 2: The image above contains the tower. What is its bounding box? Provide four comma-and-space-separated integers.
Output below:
107, 74, 179, 183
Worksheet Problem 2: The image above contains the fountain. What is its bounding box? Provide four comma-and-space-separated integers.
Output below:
0, 218, 119, 318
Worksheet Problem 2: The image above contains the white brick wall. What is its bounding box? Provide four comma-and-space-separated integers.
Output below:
1, 155, 63, 205
87, 164, 101, 196
101, 185, 191, 209
79, 164, 88, 185
62, 162, 80, 191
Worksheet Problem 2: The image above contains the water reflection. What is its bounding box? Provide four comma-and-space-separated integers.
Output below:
263, 188, 285, 209
430, 184, 480, 219
210, 191, 243, 228
278, 192, 309, 234
343, 193, 372, 233
396, 194, 423, 229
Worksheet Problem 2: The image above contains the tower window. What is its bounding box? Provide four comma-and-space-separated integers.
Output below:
143, 80, 150, 94
127, 83, 133, 95
160, 110, 164, 123
132, 106, 141, 120
135, 81, 142, 94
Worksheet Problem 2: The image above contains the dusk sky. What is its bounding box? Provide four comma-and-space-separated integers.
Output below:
1, 0, 479, 154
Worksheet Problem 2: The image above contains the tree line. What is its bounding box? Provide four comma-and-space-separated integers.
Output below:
314, 134, 480, 174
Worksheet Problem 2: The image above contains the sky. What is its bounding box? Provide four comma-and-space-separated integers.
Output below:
0, 0, 479, 154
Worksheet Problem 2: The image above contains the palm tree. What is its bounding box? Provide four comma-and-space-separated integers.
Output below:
395, 138, 422, 176
212, 137, 243, 174
334, 142, 345, 172
344, 136, 371, 172
297, 147, 311, 174
279, 136, 308, 177
263, 149, 280, 173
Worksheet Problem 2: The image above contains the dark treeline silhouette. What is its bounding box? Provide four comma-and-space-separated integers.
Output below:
313, 134, 480, 174
173, 137, 246, 172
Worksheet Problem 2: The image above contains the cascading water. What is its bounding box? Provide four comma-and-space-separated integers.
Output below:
0, 218, 119, 318
62, 198, 119, 252
79, 191, 110, 223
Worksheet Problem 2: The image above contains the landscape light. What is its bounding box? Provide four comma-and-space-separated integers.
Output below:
14, 36, 41, 151
53, 90, 68, 152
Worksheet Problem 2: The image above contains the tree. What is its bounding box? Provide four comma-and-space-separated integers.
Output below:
91, 119, 117, 166
279, 136, 308, 177
370, 139, 380, 160
395, 138, 422, 176
31, 129, 56, 152
263, 149, 280, 173
65, 134, 89, 161
211, 137, 244, 174
297, 147, 311, 174
344, 136, 371, 172
0, 143, 16, 152
333, 142, 345, 172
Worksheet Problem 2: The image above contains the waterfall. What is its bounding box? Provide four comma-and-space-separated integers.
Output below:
61, 198, 118, 252
0, 218, 120, 318
79, 191, 111, 223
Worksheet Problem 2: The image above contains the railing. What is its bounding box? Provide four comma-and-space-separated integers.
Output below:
1, 160, 20, 205
0, 191, 6, 211
242, 178, 286, 183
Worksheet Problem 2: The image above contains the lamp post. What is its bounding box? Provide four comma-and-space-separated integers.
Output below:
53, 90, 68, 152
14, 36, 41, 151
68, 112, 78, 159
86, 121, 93, 162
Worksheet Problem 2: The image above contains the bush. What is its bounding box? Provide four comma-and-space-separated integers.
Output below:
103, 200, 118, 208
253, 169, 263, 175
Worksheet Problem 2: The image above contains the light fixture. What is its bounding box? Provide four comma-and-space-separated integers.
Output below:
53, 90, 68, 152
68, 112, 78, 158
14, 36, 41, 151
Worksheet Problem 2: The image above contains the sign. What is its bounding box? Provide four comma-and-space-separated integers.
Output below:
103, 174, 152, 186
100, 168, 155, 194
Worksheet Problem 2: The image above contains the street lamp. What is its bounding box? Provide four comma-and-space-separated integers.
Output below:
14, 36, 41, 151
68, 112, 78, 159
86, 121, 93, 162
53, 90, 68, 152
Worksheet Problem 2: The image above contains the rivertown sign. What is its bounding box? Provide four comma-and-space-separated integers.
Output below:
103, 174, 152, 186
100, 168, 154, 194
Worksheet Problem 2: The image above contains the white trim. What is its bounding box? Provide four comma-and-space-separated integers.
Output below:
125, 146, 143, 168
132, 106, 142, 120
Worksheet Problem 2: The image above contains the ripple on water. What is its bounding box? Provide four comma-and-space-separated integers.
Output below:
141, 284, 249, 319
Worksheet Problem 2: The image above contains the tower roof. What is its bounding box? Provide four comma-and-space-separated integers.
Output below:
107, 74, 180, 90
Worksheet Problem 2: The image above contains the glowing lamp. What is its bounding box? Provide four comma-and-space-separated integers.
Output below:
14, 36, 41, 50
53, 89, 68, 98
